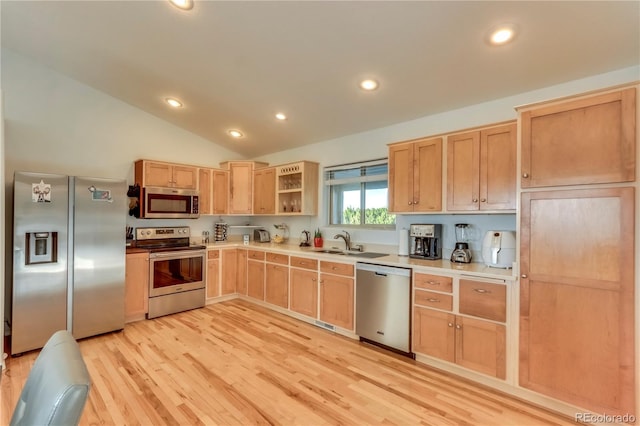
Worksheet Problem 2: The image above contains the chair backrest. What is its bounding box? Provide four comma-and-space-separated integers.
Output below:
10, 330, 91, 426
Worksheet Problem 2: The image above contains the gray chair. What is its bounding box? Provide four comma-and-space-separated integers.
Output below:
10, 330, 91, 426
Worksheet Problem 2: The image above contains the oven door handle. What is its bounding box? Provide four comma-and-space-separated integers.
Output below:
149, 250, 205, 259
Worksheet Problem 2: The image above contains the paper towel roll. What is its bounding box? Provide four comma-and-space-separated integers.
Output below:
398, 228, 409, 256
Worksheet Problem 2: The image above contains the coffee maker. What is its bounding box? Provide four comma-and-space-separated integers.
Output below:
409, 224, 442, 260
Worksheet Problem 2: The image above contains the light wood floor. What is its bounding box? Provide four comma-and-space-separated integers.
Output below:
1, 299, 577, 425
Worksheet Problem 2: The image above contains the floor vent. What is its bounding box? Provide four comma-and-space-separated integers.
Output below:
314, 320, 335, 331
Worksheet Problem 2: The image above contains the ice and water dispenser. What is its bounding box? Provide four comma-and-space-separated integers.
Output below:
25, 231, 58, 264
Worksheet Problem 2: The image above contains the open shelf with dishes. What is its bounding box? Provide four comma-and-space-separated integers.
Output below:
275, 161, 319, 215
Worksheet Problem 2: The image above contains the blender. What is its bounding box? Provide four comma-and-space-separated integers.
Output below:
450, 223, 472, 263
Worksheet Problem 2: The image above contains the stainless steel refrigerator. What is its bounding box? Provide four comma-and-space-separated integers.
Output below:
12, 171, 126, 354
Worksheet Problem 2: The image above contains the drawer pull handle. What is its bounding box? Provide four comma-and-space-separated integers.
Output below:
426, 298, 440, 303
474, 288, 491, 294
427, 281, 440, 286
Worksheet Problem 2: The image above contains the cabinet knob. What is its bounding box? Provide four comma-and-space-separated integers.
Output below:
472, 198, 478, 203
481, 198, 486, 202
455, 324, 462, 330
522, 173, 529, 178
413, 200, 419, 205
408, 201, 413, 205
521, 274, 528, 278
447, 322, 453, 327
427, 298, 440, 303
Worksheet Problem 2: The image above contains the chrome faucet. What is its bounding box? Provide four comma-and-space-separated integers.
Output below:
334, 230, 351, 251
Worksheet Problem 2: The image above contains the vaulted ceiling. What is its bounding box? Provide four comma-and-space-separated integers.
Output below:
2, 1, 638, 157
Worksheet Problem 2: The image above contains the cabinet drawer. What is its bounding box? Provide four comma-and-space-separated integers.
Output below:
290, 256, 318, 270
415, 289, 452, 311
414, 273, 452, 293
266, 252, 289, 265
459, 280, 506, 322
320, 261, 354, 277
207, 250, 220, 260
247, 250, 265, 261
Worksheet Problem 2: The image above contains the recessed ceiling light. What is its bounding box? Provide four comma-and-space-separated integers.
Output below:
359, 79, 379, 91
275, 113, 287, 121
489, 25, 517, 45
165, 98, 183, 108
169, 0, 194, 10
228, 129, 244, 138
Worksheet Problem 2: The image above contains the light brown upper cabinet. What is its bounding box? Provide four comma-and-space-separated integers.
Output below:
520, 87, 636, 188
220, 161, 268, 215
135, 160, 198, 189
198, 168, 212, 215
198, 168, 229, 215
253, 167, 276, 215
275, 161, 319, 216
388, 137, 442, 213
447, 122, 516, 211
520, 187, 635, 416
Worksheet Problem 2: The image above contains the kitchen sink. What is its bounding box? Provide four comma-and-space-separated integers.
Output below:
313, 249, 388, 259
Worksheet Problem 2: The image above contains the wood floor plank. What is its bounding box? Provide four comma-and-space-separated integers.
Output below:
1, 299, 577, 425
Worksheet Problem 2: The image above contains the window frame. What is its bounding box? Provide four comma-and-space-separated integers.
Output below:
323, 158, 396, 229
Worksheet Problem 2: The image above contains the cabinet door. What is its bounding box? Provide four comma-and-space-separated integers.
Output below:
520, 187, 635, 415
212, 170, 229, 215
455, 316, 506, 379
236, 249, 247, 295
229, 162, 254, 214
125, 252, 149, 322
265, 263, 289, 308
388, 142, 414, 212
172, 165, 198, 189
319, 273, 354, 330
254, 168, 276, 214
521, 88, 636, 188
447, 131, 480, 210
412, 306, 454, 362
480, 123, 516, 210
414, 137, 442, 212
221, 249, 238, 295
206, 257, 220, 299
144, 161, 173, 187
247, 259, 265, 300
198, 168, 212, 215
290, 268, 318, 318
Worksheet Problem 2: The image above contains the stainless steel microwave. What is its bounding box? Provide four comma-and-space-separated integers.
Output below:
142, 187, 199, 219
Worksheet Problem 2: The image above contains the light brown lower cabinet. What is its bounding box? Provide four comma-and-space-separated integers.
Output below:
221, 249, 238, 295
319, 262, 354, 331
520, 187, 635, 416
247, 259, 265, 300
236, 249, 247, 295
265, 263, 289, 308
413, 307, 506, 379
125, 252, 149, 323
290, 268, 318, 318
206, 250, 220, 299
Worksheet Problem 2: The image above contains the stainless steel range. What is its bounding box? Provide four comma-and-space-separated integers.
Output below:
135, 226, 206, 319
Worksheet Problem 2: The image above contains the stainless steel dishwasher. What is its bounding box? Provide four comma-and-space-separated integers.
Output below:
356, 262, 413, 356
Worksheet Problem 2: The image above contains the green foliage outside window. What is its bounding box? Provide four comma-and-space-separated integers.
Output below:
342, 206, 396, 225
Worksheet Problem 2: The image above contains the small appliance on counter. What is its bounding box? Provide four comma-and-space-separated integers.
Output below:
482, 231, 516, 268
254, 228, 271, 243
409, 224, 442, 260
450, 223, 472, 264
299, 230, 311, 247
214, 222, 228, 242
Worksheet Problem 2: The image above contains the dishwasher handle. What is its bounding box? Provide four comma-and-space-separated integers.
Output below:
356, 262, 411, 277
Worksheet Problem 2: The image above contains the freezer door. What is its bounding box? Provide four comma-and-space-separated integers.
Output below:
71, 177, 126, 339
12, 172, 69, 354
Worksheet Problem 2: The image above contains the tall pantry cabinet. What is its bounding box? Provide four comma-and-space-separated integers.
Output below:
517, 86, 637, 417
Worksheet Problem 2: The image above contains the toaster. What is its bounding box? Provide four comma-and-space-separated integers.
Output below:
254, 229, 271, 243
